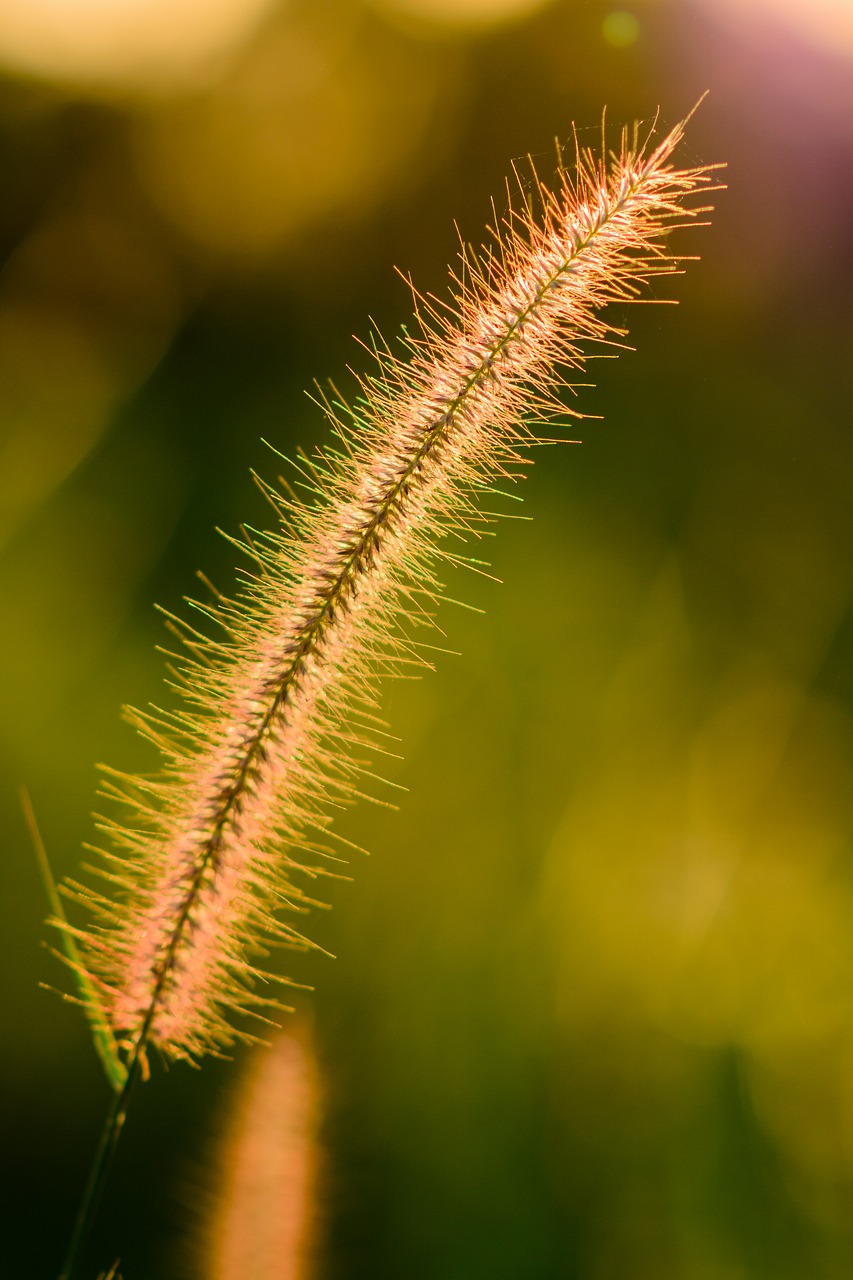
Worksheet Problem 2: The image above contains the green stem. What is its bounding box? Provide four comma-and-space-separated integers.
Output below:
57, 1041, 144, 1280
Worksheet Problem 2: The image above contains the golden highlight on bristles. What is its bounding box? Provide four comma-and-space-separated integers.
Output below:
62, 114, 714, 1067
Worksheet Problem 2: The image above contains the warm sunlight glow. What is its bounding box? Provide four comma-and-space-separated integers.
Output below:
694, 0, 853, 58
0, 0, 279, 92
372, 0, 552, 29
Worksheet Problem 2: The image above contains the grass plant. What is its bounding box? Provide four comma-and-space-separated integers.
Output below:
48, 108, 715, 1279
205, 1029, 321, 1280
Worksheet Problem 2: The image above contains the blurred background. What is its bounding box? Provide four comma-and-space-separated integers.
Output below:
1, 0, 852, 1276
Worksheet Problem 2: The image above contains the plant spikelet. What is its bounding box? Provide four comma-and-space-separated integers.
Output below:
206, 1030, 321, 1280
65, 114, 714, 1066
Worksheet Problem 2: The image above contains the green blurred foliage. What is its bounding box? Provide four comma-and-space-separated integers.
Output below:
1, 0, 852, 1276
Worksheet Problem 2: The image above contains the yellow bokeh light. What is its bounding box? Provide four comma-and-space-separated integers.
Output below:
0, 0, 280, 93
602, 10, 640, 48
369, 0, 552, 31
133, 15, 450, 258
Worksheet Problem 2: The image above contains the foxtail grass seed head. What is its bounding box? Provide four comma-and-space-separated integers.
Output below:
207, 1030, 322, 1280
60, 113, 715, 1068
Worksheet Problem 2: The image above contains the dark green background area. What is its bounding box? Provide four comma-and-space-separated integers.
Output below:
1, 1, 852, 1276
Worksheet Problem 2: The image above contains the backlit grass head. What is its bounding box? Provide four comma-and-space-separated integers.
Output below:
58, 112, 716, 1072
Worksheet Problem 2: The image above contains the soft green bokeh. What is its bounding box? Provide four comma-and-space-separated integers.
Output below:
1, 0, 851, 1276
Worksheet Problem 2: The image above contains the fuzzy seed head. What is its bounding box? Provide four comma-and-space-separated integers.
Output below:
64, 115, 716, 1066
